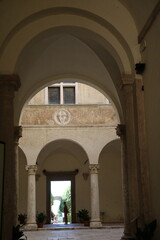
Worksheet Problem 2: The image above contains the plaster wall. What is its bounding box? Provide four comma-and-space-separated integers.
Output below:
29, 89, 45, 105
99, 140, 123, 223
18, 149, 28, 214
19, 126, 118, 166
142, 14, 160, 239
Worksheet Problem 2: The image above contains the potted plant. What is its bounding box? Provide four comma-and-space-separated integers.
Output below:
36, 212, 46, 228
77, 209, 91, 226
13, 225, 27, 240
18, 213, 27, 225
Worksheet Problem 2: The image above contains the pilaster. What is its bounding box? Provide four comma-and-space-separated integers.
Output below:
116, 124, 133, 239
0, 74, 20, 240
121, 73, 139, 222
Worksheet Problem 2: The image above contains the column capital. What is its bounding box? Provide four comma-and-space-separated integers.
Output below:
89, 164, 100, 174
0, 74, 21, 93
116, 124, 126, 137
14, 126, 22, 144
26, 165, 38, 175
121, 73, 134, 86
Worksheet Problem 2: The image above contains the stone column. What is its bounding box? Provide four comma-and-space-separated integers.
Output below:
116, 124, 132, 239
25, 165, 38, 229
89, 164, 102, 227
0, 74, 20, 240
14, 126, 22, 224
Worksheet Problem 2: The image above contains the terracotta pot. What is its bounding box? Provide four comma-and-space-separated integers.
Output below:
84, 221, 90, 226
37, 222, 44, 228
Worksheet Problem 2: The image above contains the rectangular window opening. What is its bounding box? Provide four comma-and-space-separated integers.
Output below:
63, 87, 75, 104
48, 87, 60, 104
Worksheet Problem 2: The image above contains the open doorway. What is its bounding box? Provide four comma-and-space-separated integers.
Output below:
45, 170, 77, 224
50, 180, 71, 224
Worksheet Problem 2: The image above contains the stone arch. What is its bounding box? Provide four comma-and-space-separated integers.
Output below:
35, 138, 90, 222
0, 6, 138, 71
36, 138, 89, 167
0, 6, 139, 126
14, 28, 124, 124
19, 75, 120, 125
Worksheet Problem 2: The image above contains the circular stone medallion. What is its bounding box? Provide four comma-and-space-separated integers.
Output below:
53, 109, 71, 126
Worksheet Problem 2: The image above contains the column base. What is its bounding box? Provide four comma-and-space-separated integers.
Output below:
90, 221, 102, 227
121, 234, 135, 240
23, 223, 37, 230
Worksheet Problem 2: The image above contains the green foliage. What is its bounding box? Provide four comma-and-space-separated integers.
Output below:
58, 186, 71, 214
51, 193, 54, 206
18, 213, 27, 224
36, 212, 46, 223
77, 209, 91, 221
12, 225, 25, 240
135, 219, 157, 240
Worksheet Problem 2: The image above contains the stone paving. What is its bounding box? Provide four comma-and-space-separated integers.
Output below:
23, 224, 124, 240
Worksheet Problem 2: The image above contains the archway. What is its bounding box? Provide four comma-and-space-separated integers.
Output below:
0, 2, 153, 240
36, 139, 89, 224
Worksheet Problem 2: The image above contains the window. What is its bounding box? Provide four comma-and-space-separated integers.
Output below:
48, 83, 76, 104
63, 87, 75, 104
48, 87, 60, 104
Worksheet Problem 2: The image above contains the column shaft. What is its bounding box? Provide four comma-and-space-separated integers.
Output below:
25, 165, 37, 229
14, 126, 22, 225
89, 164, 102, 227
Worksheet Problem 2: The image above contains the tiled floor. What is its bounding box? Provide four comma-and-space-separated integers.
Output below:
23, 224, 124, 240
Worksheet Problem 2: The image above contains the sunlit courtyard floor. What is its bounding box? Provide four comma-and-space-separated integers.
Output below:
24, 223, 124, 240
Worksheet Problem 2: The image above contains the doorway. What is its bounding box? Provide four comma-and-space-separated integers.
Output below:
50, 180, 71, 224
45, 170, 77, 224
